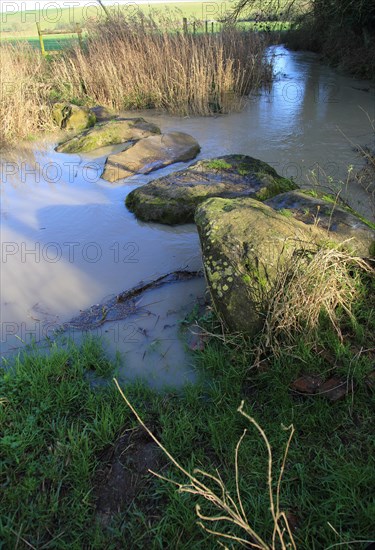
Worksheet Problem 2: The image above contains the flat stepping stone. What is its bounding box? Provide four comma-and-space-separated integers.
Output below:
126, 155, 298, 224
101, 132, 200, 183
56, 118, 160, 154
265, 190, 375, 257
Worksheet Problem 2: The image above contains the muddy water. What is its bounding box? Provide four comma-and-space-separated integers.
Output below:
1, 45, 374, 386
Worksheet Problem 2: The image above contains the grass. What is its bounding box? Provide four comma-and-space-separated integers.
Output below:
0, 338, 124, 547
262, 247, 373, 353
1, 259, 374, 548
2, 34, 82, 51
0, 42, 54, 146
205, 159, 233, 170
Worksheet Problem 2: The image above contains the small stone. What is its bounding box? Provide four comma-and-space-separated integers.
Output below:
56, 118, 160, 154
285, 511, 299, 533
52, 102, 96, 132
317, 377, 349, 402
290, 375, 324, 394
188, 332, 207, 352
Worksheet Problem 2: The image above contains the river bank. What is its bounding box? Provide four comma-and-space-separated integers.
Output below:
1, 44, 375, 548
2, 269, 374, 548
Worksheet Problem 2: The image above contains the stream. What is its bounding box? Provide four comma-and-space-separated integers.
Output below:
1, 45, 374, 387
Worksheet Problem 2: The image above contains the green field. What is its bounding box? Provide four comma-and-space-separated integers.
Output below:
1, 33, 82, 51
0, 2, 232, 37
0, 2, 233, 51
1, 4, 288, 54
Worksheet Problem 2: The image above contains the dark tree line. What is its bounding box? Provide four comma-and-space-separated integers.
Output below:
230, 0, 375, 78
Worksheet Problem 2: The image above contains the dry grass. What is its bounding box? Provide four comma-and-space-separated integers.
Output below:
0, 17, 272, 148
351, 109, 375, 217
262, 246, 374, 353
52, 15, 273, 116
115, 379, 296, 550
0, 43, 54, 147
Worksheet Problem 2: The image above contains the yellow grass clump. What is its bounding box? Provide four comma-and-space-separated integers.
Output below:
0, 43, 53, 147
263, 246, 374, 352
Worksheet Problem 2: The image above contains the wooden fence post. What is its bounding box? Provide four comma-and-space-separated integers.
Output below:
211, 21, 214, 33
182, 17, 188, 35
76, 23, 83, 48
36, 23, 46, 56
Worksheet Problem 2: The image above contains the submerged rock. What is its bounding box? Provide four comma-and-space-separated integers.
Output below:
52, 103, 96, 132
265, 190, 375, 258
89, 105, 117, 123
125, 155, 298, 224
101, 132, 200, 183
56, 118, 161, 154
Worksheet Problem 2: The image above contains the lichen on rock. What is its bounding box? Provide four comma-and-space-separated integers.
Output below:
195, 193, 374, 336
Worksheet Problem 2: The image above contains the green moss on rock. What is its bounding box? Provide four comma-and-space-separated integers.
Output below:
52, 103, 96, 133
56, 118, 161, 154
126, 155, 299, 225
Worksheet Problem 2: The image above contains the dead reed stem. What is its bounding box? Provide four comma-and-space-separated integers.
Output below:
115, 379, 296, 549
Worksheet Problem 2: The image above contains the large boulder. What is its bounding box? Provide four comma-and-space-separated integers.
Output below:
195, 197, 322, 335
52, 103, 96, 132
101, 132, 200, 183
56, 118, 161, 154
195, 195, 374, 335
125, 155, 298, 224
265, 190, 375, 258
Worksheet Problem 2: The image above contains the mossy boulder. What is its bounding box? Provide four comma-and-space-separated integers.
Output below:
52, 103, 96, 132
125, 155, 298, 224
265, 190, 375, 258
195, 194, 375, 336
55, 118, 161, 154
101, 132, 200, 183
195, 197, 323, 335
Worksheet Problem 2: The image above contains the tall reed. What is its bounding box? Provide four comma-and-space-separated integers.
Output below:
0, 16, 273, 148
52, 15, 273, 116
0, 43, 53, 147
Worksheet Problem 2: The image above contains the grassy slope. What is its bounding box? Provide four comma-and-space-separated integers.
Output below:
1, 273, 374, 549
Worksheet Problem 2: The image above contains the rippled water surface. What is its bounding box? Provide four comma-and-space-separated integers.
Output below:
1, 45, 374, 385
